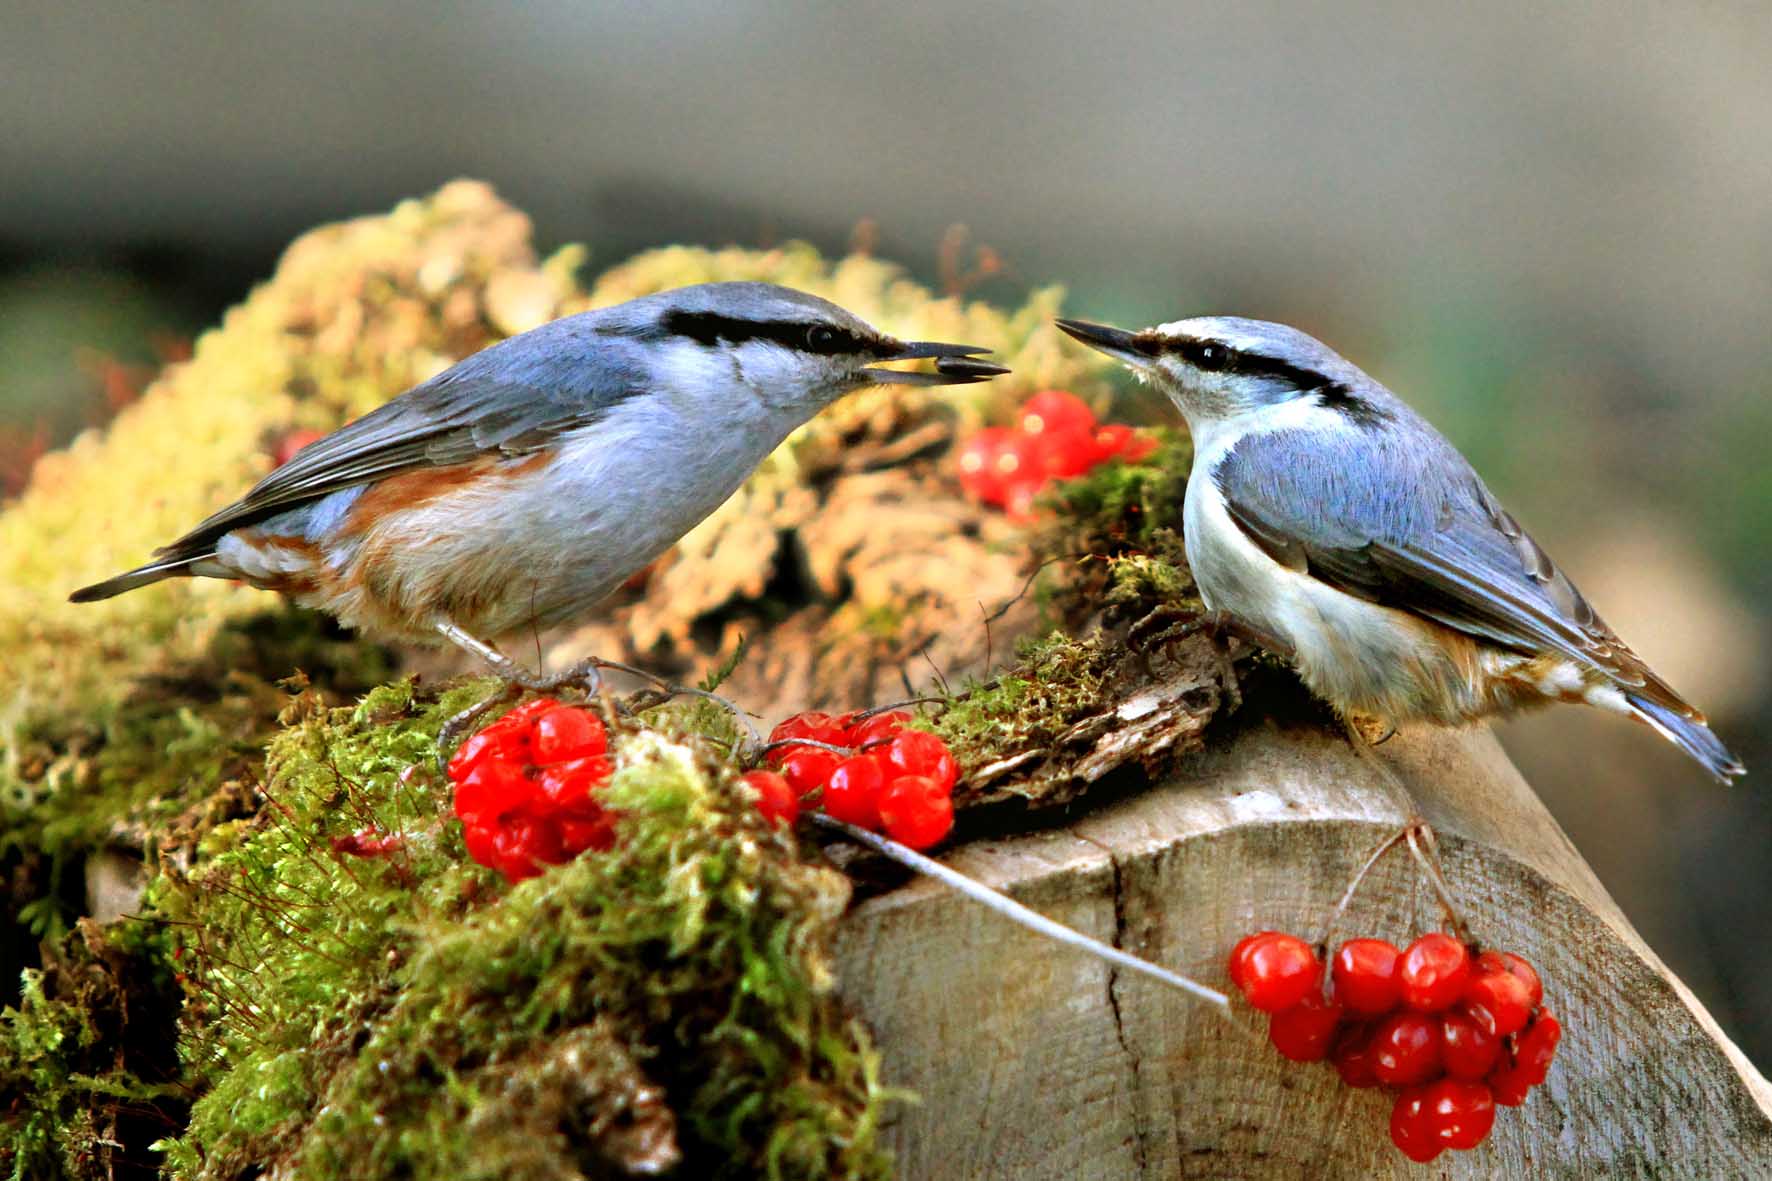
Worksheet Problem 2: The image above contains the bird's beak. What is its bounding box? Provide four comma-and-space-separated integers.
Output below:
863, 340, 1010, 386
1055, 318, 1149, 366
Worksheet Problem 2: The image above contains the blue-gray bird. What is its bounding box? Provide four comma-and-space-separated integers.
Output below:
71, 282, 1006, 678
1056, 314, 1743, 783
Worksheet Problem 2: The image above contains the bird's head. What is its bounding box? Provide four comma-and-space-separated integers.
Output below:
605, 282, 1006, 414
1055, 315, 1388, 434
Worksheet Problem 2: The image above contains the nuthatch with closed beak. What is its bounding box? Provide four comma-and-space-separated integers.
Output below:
1056, 314, 1743, 783
72, 282, 1007, 683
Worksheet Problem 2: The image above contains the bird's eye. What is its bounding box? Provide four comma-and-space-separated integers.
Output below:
1194, 342, 1228, 371
806, 325, 840, 352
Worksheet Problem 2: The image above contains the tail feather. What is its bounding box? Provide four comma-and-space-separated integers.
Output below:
69, 556, 206, 603
1627, 693, 1745, 784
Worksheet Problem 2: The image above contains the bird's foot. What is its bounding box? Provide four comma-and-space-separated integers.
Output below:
1128, 606, 1255, 712
1344, 712, 1398, 747
432, 619, 761, 754
556, 657, 763, 757
435, 681, 520, 773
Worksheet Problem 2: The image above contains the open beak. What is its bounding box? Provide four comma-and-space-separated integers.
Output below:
863, 339, 1010, 386
1055, 318, 1149, 366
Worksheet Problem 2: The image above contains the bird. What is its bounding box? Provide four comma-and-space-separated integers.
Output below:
1055, 314, 1744, 783
72, 282, 1008, 684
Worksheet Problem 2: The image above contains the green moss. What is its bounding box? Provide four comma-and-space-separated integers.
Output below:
0, 917, 185, 1181
139, 683, 887, 1180
1034, 431, 1201, 617
932, 631, 1115, 779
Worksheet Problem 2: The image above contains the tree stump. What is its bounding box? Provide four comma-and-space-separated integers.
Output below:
835, 709, 1772, 1178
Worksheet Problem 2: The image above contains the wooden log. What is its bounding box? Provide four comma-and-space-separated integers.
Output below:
836, 708, 1772, 1178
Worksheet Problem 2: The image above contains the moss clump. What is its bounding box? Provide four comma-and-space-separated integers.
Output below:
138, 680, 886, 1180
0, 916, 185, 1180
1032, 431, 1201, 620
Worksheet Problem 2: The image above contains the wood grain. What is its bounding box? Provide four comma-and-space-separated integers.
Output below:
835, 710, 1772, 1178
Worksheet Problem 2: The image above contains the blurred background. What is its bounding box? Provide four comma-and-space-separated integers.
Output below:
3, 2, 1767, 1061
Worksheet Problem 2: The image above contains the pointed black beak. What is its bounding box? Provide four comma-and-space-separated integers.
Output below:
1055, 318, 1146, 361
863, 339, 1010, 386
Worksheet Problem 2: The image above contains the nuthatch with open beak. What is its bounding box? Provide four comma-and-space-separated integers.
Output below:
1056, 314, 1743, 783
72, 282, 1007, 681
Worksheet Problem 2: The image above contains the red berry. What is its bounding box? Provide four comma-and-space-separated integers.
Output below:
1267, 993, 1344, 1062
741, 769, 799, 828
271, 427, 325, 466
769, 711, 845, 750
848, 709, 911, 749
1331, 937, 1402, 1016
1023, 423, 1101, 480
1422, 1078, 1497, 1151
558, 812, 616, 855
1463, 961, 1534, 1037
1514, 1011, 1562, 1084
1018, 390, 1096, 438
453, 760, 536, 825
446, 728, 506, 781
503, 697, 564, 725
957, 427, 1019, 505
1119, 430, 1158, 461
1330, 1023, 1381, 1087
1092, 423, 1135, 457
1226, 932, 1322, 1014
1400, 933, 1472, 1012
1488, 1064, 1533, 1107
1476, 949, 1544, 1010
1487, 1010, 1561, 1105
878, 774, 955, 849
882, 729, 958, 790
823, 754, 888, 829
330, 829, 403, 858
531, 705, 607, 764
1002, 476, 1044, 521
461, 818, 499, 869
536, 755, 612, 810
778, 747, 842, 798
488, 808, 565, 881
1440, 1009, 1501, 1080
1369, 1011, 1443, 1086
1389, 1088, 1443, 1163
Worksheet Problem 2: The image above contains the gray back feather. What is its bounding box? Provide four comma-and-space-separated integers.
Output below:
1212, 390, 1691, 714
155, 307, 661, 558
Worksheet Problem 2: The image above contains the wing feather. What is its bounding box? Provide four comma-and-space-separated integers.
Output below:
155, 326, 639, 559
1214, 426, 1695, 717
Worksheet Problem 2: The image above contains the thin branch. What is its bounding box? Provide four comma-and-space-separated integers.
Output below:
812, 814, 1232, 1015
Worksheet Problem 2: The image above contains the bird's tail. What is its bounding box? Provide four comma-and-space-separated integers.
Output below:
68, 555, 206, 603
1627, 693, 1745, 784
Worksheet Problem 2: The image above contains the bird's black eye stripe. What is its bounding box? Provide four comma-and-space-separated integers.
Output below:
1168, 337, 1337, 391
660, 311, 873, 355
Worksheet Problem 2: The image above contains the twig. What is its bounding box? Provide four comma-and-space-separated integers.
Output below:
813, 814, 1233, 1015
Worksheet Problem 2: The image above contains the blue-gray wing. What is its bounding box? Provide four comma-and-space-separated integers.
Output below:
1213, 426, 1694, 715
157, 325, 636, 557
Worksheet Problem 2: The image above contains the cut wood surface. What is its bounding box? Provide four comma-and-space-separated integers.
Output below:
835, 709, 1772, 1179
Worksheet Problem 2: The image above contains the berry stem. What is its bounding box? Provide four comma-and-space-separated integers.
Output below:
811, 814, 1235, 1015
755, 737, 857, 762
1317, 825, 1412, 949
1404, 822, 1473, 945
853, 697, 946, 720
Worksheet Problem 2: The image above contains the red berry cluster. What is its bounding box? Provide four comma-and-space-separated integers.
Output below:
957, 390, 1158, 519
761, 710, 959, 848
1228, 930, 1561, 1163
445, 698, 617, 883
